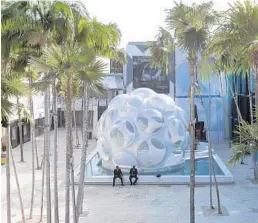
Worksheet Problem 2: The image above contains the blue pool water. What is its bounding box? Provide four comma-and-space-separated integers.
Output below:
86, 156, 224, 177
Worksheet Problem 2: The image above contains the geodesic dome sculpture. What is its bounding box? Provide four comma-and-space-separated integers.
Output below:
96, 88, 190, 169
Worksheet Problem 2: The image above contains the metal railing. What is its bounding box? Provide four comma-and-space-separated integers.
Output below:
86, 150, 100, 176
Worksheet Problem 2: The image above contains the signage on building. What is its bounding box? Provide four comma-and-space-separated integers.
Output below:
132, 56, 169, 93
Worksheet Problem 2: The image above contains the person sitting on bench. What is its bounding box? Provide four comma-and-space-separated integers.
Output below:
129, 166, 138, 185
113, 166, 124, 186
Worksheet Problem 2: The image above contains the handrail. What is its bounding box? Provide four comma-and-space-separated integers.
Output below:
86, 150, 100, 176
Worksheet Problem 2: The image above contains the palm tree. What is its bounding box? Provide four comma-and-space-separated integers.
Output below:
43, 84, 52, 222
206, 0, 258, 180
198, 58, 224, 213
16, 97, 25, 162
2, 1, 90, 222
26, 3, 90, 222
111, 49, 127, 93
74, 20, 121, 222
52, 78, 60, 222
5, 123, 11, 223
1, 34, 31, 223
225, 0, 258, 180
165, 2, 217, 222
30, 41, 107, 222
1, 73, 32, 223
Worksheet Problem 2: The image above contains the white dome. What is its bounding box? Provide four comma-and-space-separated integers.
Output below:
96, 88, 189, 168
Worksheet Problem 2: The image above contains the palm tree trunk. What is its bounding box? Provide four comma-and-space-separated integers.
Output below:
81, 99, 83, 139
197, 70, 214, 210
247, 71, 257, 180
189, 59, 196, 223
71, 158, 77, 223
29, 77, 36, 219
219, 74, 229, 139
52, 80, 60, 223
212, 162, 222, 214
17, 97, 24, 162
253, 68, 258, 180
10, 141, 26, 223
35, 138, 41, 170
228, 83, 243, 122
230, 73, 244, 164
76, 82, 89, 222
231, 75, 244, 164
207, 79, 214, 209
39, 153, 45, 222
207, 75, 222, 214
44, 87, 52, 223
6, 123, 11, 223
65, 75, 73, 223
73, 99, 80, 148
248, 72, 254, 124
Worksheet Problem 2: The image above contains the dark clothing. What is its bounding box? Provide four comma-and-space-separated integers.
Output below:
113, 176, 124, 186
129, 168, 138, 185
114, 168, 123, 177
129, 168, 138, 176
129, 175, 138, 185
113, 168, 124, 186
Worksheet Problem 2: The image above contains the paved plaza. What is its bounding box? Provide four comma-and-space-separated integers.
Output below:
1, 129, 258, 223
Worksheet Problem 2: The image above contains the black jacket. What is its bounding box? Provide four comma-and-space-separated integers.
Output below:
129, 168, 138, 176
114, 168, 123, 177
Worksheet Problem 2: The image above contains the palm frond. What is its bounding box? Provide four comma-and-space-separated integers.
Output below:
229, 115, 258, 165
165, 1, 217, 55
1, 74, 29, 98
17, 103, 34, 124
1, 98, 14, 122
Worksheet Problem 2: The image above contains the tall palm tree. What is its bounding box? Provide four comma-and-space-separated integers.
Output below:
1, 74, 32, 223
206, 0, 258, 180
16, 97, 25, 162
62, 12, 122, 222
225, 0, 258, 180
165, 2, 217, 222
26, 2, 89, 222
1, 21, 31, 223
198, 58, 224, 213
29, 41, 107, 222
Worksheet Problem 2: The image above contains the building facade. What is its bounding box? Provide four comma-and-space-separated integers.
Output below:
5, 41, 255, 150
123, 42, 229, 142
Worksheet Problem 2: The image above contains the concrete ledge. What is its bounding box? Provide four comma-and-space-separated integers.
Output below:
75, 149, 234, 185
82, 174, 234, 185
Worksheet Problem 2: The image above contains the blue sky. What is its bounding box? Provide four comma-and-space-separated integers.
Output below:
84, 0, 237, 48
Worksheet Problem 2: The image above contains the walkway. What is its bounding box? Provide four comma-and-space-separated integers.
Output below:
79, 142, 258, 223
1, 129, 257, 223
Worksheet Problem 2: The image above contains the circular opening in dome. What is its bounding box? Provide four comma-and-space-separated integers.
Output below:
152, 127, 162, 134
137, 141, 149, 153
126, 121, 134, 133
151, 139, 165, 150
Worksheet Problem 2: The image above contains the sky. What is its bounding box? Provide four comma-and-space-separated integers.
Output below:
84, 0, 238, 48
